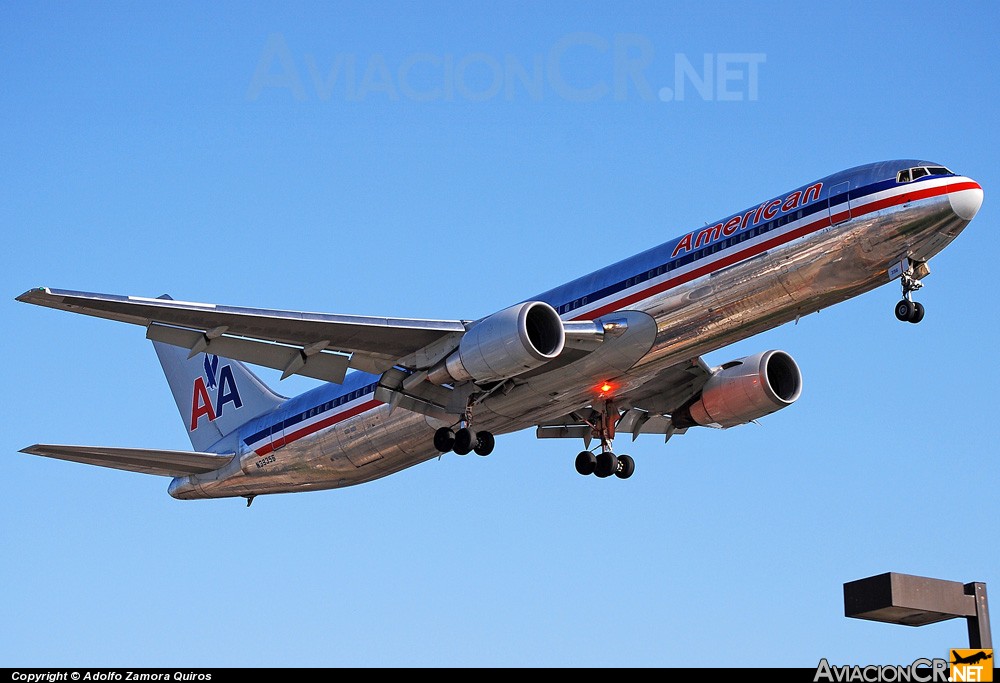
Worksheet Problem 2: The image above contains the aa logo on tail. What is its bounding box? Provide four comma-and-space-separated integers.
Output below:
190, 354, 243, 430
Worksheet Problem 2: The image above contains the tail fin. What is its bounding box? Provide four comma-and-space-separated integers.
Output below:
152, 340, 286, 452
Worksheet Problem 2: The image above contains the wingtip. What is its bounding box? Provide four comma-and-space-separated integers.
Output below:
15, 287, 50, 304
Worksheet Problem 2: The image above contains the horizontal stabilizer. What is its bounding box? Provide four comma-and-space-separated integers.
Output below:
19, 444, 234, 477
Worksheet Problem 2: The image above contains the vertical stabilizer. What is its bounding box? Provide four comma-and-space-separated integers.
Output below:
152, 340, 285, 452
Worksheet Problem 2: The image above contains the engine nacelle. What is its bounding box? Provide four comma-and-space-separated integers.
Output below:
673, 350, 802, 428
428, 301, 565, 384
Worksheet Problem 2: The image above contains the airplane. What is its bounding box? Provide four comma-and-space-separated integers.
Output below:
15, 159, 984, 504
951, 651, 993, 665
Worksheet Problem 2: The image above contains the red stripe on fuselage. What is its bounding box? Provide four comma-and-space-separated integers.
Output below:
251, 398, 383, 456
573, 180, 978, 321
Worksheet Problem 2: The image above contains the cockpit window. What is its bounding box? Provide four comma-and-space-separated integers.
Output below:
897, 165, 954, 183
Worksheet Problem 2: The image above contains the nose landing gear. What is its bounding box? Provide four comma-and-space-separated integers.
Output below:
893, 260, 928, 324
894, 299, 925, 324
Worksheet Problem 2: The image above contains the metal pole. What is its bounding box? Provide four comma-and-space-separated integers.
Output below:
964, 582, 992, 649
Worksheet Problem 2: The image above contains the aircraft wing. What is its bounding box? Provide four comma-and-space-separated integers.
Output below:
16, 287, 467, 382
18, 444, 234, 477
535, 357, 713, 443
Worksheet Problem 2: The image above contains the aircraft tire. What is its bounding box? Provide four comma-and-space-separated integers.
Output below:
909, 301, 925, 323
433, 427, 456, 452
453, 428, 476, 456
575, 451, 596, 476
615, 454, 635, 479
474, 431, 495, 456
595, 452, 618, 478
895, 300, 915, 321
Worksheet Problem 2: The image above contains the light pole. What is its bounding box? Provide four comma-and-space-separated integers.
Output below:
844, 572, 992, 649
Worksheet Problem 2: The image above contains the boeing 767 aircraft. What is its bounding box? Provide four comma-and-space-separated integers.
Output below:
16, 160, 984, 504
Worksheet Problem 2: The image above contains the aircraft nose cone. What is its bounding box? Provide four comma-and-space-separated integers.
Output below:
950, 181, 984, 221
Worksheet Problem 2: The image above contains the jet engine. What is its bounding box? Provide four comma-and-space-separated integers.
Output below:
672, 350, 802, 428
428, 301, 565, 384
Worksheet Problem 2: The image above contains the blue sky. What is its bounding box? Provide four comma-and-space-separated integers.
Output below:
2, 0, 997, 669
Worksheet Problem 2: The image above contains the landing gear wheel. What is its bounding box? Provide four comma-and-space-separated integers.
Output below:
575, 451, 597, 476
615, 454, 635, 479
433, 427, 456, 453
909, 301, 925, 324
473, 431, 495, 456
453, 427, 476, 456
595, 452, 618, 478
895, 300, 915, 322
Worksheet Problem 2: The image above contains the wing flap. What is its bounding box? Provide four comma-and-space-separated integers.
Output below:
535, 425, 591, 440
19, 444, 234, 477
146, 322, 353, 384
373, 367, 458, 421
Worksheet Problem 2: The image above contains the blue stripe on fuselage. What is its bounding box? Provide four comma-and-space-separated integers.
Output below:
241, 372, 380, 448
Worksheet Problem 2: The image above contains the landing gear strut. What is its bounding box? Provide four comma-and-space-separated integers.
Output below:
433, 401, 495, 457
894, 262, 926, 324
575, 399, 634, 480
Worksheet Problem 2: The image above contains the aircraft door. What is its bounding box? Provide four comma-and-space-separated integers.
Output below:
269, 420, 286, 453
828, 182, 852, 225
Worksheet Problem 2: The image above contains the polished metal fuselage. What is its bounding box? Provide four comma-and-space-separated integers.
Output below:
168, 167, 979, 499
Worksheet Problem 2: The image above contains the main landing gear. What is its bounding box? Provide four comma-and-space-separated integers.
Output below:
434, 425, 495, 456
433, 402, 495, 457
894, 263, 926, 324
573, 399, 634, 480
575, 450, 635, 479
